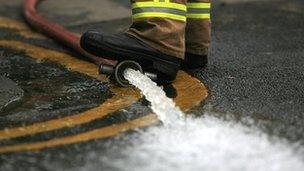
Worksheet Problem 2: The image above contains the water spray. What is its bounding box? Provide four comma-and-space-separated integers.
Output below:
100, 62, 186, 126
123, 68, 185, 127
23, 1, 304, 169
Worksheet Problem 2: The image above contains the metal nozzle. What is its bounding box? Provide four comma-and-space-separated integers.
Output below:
99, 60, 158, 87
114, 60, 143, 87
99, 64, 114, 75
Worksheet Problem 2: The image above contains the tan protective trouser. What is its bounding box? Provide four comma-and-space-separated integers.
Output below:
186, 0, 211, 56
126, 0, 211, 59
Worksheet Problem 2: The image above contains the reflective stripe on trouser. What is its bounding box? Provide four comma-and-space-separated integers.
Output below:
126, 0, 187, 59
186, 0, 211, 55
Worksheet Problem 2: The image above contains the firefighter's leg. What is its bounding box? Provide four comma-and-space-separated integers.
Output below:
80, 0, 188, 82
183, 0, 211, 69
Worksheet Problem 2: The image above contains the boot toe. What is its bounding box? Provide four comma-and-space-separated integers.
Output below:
80, 31, 181, 83
80, 31, 105, 54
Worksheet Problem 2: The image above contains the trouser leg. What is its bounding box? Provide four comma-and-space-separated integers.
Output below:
80, 0, 189, 82
186, 0, 211, 56
126, 0, 188, 59
183, 0, 211, 68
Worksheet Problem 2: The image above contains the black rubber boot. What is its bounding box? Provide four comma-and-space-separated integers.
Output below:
80, 31, 182, 82
181, 52, 208, 69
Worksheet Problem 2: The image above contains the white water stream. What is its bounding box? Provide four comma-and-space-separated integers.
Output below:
124, 69, 185, 127
80, 69, 304, 171
121, 69, 304, 171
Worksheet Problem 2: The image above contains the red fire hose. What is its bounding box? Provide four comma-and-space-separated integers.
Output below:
22, 0, 116, 66
22, 0, 157, 86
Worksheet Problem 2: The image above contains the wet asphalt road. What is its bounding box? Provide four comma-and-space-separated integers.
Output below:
0, 0, 303, 170
197, 0, 304, 143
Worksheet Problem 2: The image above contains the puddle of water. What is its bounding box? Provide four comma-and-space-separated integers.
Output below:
99, 114, 303, 171
117, 69, 304, 171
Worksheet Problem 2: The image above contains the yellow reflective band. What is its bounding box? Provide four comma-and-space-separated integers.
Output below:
132, 2, 187, 11
132, 2, 187, 22
187, 3, 211, 9
186, 13, 210, 19
133, 12, 186, 22
154, 0, 170, 2
186, 3, 210, 19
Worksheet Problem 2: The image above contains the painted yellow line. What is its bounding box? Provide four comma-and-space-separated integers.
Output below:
0, 16, 46, 39
0, 114, 158, 154
173, 71, 208, 111
0, 40, 140, 140
0, 71, 208, 153
0, 17, 208, 153
0, 88, 139, 140
0, 40, 100, 79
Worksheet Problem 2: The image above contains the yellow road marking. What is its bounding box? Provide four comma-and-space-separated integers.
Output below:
0, 89, 139, 140
0, 16, 46, 39
0, 16, 208, 153
0, 40, 100, 79
0, 71, 207, 153
0, 115, 158, 154
0, 40, 140, 140
173, 71, 208, 111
